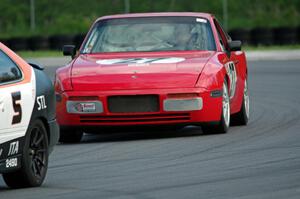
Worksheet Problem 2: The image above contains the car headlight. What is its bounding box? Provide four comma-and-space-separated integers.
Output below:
163, 93, 203, 111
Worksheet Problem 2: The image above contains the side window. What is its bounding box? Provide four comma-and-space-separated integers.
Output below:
216, 27, 225, 51
213, 19, 228, 51
0, 50, 22, 84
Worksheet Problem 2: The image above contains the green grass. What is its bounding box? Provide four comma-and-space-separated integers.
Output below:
16, 50, 62, 58
16, 45, 300, 58
243, 45, 300, 51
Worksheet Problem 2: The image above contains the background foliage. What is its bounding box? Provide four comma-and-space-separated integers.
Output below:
0, 0, 299, 38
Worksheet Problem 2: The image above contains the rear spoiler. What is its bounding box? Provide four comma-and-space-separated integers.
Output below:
28, 62, 44, 70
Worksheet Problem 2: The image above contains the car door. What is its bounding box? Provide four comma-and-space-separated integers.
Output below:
0, 48, 36, 145
213, 19, 240, 101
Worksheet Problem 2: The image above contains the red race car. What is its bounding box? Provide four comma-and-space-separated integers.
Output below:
55, 12, 249, 143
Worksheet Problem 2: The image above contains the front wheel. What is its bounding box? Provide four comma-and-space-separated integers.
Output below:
3, 120, 49, 188
202, 79, 230, 134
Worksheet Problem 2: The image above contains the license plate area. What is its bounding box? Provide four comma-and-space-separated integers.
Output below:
108, 95, 159, 113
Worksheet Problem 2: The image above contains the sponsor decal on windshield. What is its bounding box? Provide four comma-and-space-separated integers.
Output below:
196, 18, 207, 23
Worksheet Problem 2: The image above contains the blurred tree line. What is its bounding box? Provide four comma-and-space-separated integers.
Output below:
0, 0, 299, 38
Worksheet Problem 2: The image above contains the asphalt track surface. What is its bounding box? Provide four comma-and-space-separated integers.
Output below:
1, 60, 300, 199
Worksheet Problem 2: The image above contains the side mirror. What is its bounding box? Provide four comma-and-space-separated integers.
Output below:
63, 45, 76, 58
228, 40, 242, 51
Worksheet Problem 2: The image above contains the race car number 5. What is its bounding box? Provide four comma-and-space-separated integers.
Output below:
11, 91, 22, 125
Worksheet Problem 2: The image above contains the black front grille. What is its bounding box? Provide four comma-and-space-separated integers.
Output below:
108, 95, 159, 113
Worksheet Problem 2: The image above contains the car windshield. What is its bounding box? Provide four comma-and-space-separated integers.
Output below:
82, 16, 216, 53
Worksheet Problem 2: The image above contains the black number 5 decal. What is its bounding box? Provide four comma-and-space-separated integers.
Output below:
11, 91, 22, 125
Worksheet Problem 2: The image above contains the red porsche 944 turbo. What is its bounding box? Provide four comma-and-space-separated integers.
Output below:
55, 12, 249, 143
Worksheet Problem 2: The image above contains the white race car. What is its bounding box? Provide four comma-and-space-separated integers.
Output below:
0, 43, 59, 188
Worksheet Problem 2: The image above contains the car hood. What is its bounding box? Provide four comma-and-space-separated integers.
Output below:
71, 51, 214, 91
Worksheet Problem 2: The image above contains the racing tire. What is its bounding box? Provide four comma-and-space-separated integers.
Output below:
59, 128, 83, 143
231, 79, 249, 126
202, 79, 230, 134
3, 120, 49, 188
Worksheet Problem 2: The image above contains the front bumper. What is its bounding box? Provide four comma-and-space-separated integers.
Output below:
56, 87, 222, 127
0, 137, 24, 173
